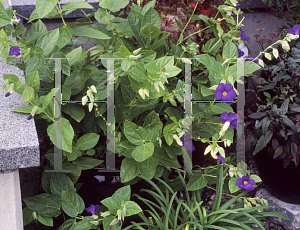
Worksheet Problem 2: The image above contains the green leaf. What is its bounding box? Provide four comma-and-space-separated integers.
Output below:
250, 175, 262, 183
201, 86, 215, 97
137, 157, 158, 178
59, 219, 76, 230
121, 58, 132, 71
186, 172, 208, 191
228, 178, 240, 193
25, 56, 44, 75
37, 214, 53, 227
222, 40, 238, 59
141, 0, 156, 15
36, 0, 57, 18
57, 25, 73, 48
120, 158, 140, 183
22, 85, 35, 103
128, 12, 147, 48
124, 201, 142, 216
106, 0, 129, 12
72, 157, 103, 170
140, 24, 160, 39
153, 147, 181, 168
131, 142, 154, 162
36, 28, 59, 56
197, 54, 225, 79
124, 120, 148, 145
0, 29, 9, 60
26, 20, 48, 44
23, 193, 61, 217
25, 70, 40, 93
0, 2, 11, 27
147, 31, 169, 50
101, 197, 121, 214
273, 146, 283, 159
61, 191, 85, 218
76, 133, 100, 151
62, 104, 85, 123
141, 8, 160, 28
50, 172, 75, 196
112, 185, 131, 201
210, 103, 234, 114
23, 207, 34, 226
47, 118, 75, 153
74, 26, 111, 40
163, 122, 177, 146
202, 38, 223, 56
62, 1, 93, 11
119, 45, 131, 58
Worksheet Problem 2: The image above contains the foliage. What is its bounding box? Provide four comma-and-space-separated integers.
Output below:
245, 35, 300, 168
0, 0, 293, 228
123, 160, 289, 230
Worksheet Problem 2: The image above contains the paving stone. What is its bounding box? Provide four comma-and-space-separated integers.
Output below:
256, 188, 300, 230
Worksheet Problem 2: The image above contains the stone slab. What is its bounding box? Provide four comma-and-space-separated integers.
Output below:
256, 188, 300, 230
0, 169, 23, 230
239, 0, 294, 10
0, 58, 40, 173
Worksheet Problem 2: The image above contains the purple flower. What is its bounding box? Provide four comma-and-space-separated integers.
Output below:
237, 48, 244, 57
182, 134, 195, 152
57, 3, 61, 10
236, 175, 256, 191
217, 155, 225, 166
117, 219, 121, 226
220, 112, 238, 129
240, 28, 249, 42
10, 46, 20, 56
215, 83, 236, 103
27, 115, 33, 120
196, 52, 200, 55
104, 81, 107, 85
5, 92, 11, 97
248, 58, 259, 63
85, 204, 100, 216
288, 24, 300, 36
236, 4, 241, 8
231, 13, 236, 16
13, 16, 23, 29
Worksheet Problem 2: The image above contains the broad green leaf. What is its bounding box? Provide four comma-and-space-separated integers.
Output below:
141, 8, 160, 28
22, 85, 35, 103
106, 0, 129, 12
228, 178, 240, 193
112, 185, 131, 202
0, 2, 11, 27
124, 120, 148, 145
0, 29, 9, 59
33, 45, 44, 59
37, 213, 53, 227
202, 38, 223, 55
119, 45, 131, 58
120, 158, 139, 183
121, 58, 132, 71
101, 197, 121, 214
163, 122, 177, 146
137, 157, 158, 179
47, 118, 75, 153
141, 0, 156, 15
25, 56, 44, 75
140, 24, 160, 39
250, 175, 262, 183
23, 193, 61, 217
23, 207, 34, 226
223, 40, 238, 59
3, 73, 19, 83
94, 8, 115, 25
62, 104, 85, 123
153, 146, 181, 167
210, 103, 234, 114
73, 216, 95, 230
50, 172, 75, 196
273, 146, 283, 159
25, 70, 40, 93
131, 142, 154, 162
74, 26, 111, 40
36, 0, 57, 18
36, 28, 59, 56
143, 110, 161, 127
61, 191, 85, 217
57, 25, 73, 48
26, 20, 48, 44
62, 1, 93, 11
76, 133, 100, 151
128, 12, 147, 48
72, 157, 103, 170
197, 54, 225, 79
59, 219, 76, 230
124, 201, 142, 216
186, 172, 208, 191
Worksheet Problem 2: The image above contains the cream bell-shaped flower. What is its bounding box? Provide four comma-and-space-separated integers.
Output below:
138, 89, 145, 99
82, 96, 88, 106
173, 134, 183, 146
90, 85, 97, 94
220, 121, 230, 136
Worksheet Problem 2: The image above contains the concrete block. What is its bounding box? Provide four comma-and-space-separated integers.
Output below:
256, 188, 300, 230
0, 169, 23, 230
0, 59, 40, 173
